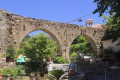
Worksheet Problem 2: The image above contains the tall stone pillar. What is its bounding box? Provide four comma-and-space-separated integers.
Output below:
59, 26, 70, 60
61, 45, 70, 60
94, 40, 102, 55
0, 10, 9, 59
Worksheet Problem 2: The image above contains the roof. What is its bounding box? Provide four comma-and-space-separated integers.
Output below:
93, 24, 102, 28
87, 19, 94, 21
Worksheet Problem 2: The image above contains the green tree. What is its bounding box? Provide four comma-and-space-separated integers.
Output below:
70, 36, 92, 54
22, 35, 31, 42
18, 33, 58, 62
93, 0, 120, 41
102, 15, 120, 42
93, 0, 120, 20
53, 56, 65, 64
6, 44, 16, 59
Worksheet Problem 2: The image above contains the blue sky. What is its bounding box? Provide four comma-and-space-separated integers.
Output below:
0, 0, 109, 36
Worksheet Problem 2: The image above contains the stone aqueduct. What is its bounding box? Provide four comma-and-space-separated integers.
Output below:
0, 9, 105, 59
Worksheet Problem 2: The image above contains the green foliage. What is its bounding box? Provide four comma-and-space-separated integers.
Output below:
70, 52, 80, 61
11, 66, 19, 78
53, 56, 70, 64
0, 69, 2, 74
53, 56, 65, 64
2, 68, 12, 77
20, 70, 25, 74
102, 15, 120, 41
22, 35, 31, 42
20, 62, 48, 75
2, 65, 25, 77
6, 44, 17, 59
64, 59, 70, 64
12, 65, 26, 77
93, 0, 120, 41
72, 36, 88, 44
70, 36, 92, 53
93, 0, 120, 20
70, 52, 78, 58
17, 33, 58, 62
70, 52, 80, 59
50, 69, 65, 80
103, 15, 120, 30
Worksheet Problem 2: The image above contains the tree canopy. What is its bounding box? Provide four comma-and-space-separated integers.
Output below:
93, 0, 120, 41
70, 36, 92, 54
17, 33, 58, 62
22, 35, 31, 42
93, 0, 120, 20
102, 15, 120, 41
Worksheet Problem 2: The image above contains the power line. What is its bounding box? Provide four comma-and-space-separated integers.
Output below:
67, 13, 93, 23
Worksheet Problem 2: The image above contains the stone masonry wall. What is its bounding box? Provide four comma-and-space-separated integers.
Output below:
0, 9, 105, 60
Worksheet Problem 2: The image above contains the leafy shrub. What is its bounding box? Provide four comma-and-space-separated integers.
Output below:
2, 68, 12, 77
6, 44, 17, 59
11, 65, 25, 77
65, 59, 70, 63
0, 69, 2, 74
70, 52, 81, 62
53, 56, 70, 64
53, 56, 65, 64
2, 65, 25, 78
50, 69, 65, 79
11, 66, 19, 78
70, 52, 79, 59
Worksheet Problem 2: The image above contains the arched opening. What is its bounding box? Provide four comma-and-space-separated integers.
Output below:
15, 30, 60, 76
69, 35, 98, 75
18, 28, 61, 56
70, 35, 95, 57
69, 34, 99, 64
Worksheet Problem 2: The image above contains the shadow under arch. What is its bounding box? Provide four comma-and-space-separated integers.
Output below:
69, 34, 98, 54
18, 28, 61, 55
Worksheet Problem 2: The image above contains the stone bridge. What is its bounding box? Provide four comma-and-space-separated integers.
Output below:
0, 9, 105, 59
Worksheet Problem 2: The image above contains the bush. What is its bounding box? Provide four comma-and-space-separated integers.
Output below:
65, 59, 70, 63
70, 52, 78, 58
2, 68, 12, 77
11, 66, 19, 78
70, 52, 80, 59
6, 44, 17, 59
50, 69, 65, 80
11, 65, 24, 77
0, 69, 2, 74
53, 56, 65, 64
2, 65, 25, 78
70, 52, 81, 62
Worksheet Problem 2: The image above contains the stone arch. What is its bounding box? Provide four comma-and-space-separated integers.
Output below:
82, 34, 98, 53
0, 10, 106, 60
68, 34, 98, 55
16, 27, 62, 55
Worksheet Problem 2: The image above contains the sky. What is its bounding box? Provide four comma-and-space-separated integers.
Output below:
0, 0, 109, 36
